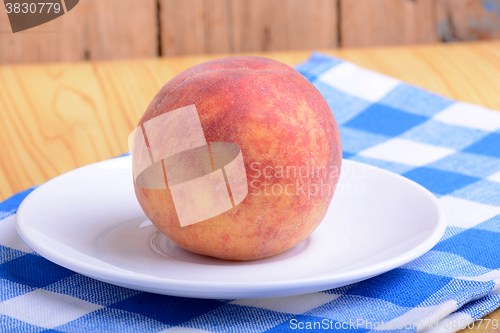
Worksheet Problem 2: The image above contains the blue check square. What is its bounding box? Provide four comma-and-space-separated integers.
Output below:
343, 151, 355, 159
417, 279, 493, 308
349, 155, 415, 175
402, 167, 480, 195
346, 269, 452, 308
433, 229, 500, 270
339, 127, 389, 155
400, 120, 489, 150
451, 179, 500, 206
0, 254, 75, 288
182, 304, 293, 332
426, 152, 500, 178
476, 214, 500, 233
464, 133, 500, 159
314, 82, 372, 125
379, 84, 454, 117
44, 275, 141, 307
458, 294, 500, 319
306, 294, 409, 325
344, 104, 428, 136
109, 293, 226, 326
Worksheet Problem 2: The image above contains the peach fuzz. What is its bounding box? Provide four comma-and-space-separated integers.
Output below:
134, 56, 342, 260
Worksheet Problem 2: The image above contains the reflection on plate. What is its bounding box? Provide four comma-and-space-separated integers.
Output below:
16, 156, 446, 299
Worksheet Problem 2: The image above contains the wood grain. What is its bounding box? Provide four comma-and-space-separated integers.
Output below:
0, 41, 500, 331
1, 42, 500, 200
0, 0, 158, 64
160, 0, 207, 56
160, 0, 338, 56
436, 0, 500, 42
3, 0, 500, 62
340, 0, 500, 47
340, 0, 438, 47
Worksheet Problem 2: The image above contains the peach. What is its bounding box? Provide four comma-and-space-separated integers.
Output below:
133, 56, 342, 261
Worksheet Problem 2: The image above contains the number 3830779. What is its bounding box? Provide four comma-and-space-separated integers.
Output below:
5, 2, 61, 14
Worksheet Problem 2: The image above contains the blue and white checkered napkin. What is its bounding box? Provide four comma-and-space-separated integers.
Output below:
1, 53, 500, 333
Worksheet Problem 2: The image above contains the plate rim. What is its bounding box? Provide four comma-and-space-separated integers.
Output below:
15, 156, 447, 298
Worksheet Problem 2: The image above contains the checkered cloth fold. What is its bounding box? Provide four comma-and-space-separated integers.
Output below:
1, 53, 500, 332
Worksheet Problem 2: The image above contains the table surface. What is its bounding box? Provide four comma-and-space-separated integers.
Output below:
1, 41, 499, 331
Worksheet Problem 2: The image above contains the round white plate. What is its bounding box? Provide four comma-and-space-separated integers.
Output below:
16, 156, 446, 299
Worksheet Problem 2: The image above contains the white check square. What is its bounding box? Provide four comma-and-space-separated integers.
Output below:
359, 138, 455, 166
439, 196, 500, 229
0, 215, 33, 253
0, 289, 102, 329
380, 301, 457, 332
487, 170, 500, 183
319, 62, 400, 102
433, 102, 500, 132
231, 292, 340, 315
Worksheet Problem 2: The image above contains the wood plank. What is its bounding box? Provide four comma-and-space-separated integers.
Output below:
284, 0, 338, 50
206, 0, 232, 54
0, 0, 158, 64
333, 42, 500, 108
436, 0, 500, 42
340, 0, 438, 47
239, 0, 338, 51
227, 0, 271, 53
3, 0, 500, 62
160, 0, 207, 56
2, 42, 500, 201
0, 59, 165, 195
160, 0, 338, 56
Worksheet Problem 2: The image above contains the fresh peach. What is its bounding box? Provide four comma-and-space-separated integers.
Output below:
133, 56, 342, 261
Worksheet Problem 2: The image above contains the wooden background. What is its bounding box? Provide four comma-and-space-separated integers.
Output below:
1, 42, 500, 332
1, 0, 500, 64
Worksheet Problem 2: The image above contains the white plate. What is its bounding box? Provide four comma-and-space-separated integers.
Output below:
16, 156, 446, 299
